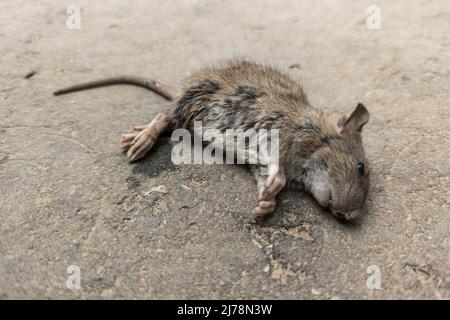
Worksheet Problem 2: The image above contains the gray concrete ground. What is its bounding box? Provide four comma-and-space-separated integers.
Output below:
0, 0, 449, 299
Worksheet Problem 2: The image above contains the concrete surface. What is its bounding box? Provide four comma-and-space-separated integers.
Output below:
0, 0, 449, 299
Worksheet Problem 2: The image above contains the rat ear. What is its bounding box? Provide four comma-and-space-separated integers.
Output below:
342, 103, 369, 135
329, 112, 347, 131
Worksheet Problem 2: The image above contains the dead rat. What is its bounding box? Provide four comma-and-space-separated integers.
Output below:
54, 60, 370, 221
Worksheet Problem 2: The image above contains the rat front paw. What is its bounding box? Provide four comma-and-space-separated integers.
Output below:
120, 133, 137, 150
252, 198, 277, 218
259, 173, 286, 201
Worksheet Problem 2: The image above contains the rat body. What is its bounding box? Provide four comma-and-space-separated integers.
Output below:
54, 60, 370, 220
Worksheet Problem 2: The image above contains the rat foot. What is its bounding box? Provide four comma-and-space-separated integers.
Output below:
120, 112, 170, 162
252, 166, 286, 218
120, 125, 148, 150
252, 198, 277, 218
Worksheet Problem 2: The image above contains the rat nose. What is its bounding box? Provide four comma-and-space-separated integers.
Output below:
332, 210, 360, 221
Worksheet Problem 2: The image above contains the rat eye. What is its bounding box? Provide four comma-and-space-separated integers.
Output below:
356, 162, 365, 175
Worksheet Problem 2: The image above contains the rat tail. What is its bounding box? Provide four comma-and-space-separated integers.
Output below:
53, 75, 177, 101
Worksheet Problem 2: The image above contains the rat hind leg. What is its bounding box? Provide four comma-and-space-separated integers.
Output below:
120, 111, 172, 162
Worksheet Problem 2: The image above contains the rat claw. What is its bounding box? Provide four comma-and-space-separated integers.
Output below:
120, 133, 137, 150
129, 131, 144, 146
121, 133, 135, 140
133, 125, 148, 132
252, 198, 277, 218
252, 204, 276, 218
258, 199, 276, 208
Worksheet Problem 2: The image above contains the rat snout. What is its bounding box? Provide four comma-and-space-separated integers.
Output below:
328, 187, 364, 221
332, 209, 361, 222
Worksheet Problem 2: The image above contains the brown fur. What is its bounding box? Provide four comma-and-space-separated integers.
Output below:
54, 59, 370, 220
169, 60, 370, 218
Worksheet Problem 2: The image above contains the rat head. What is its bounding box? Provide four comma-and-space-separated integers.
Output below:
302, 103, 370, 222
